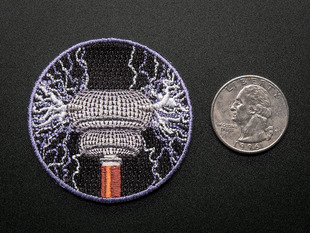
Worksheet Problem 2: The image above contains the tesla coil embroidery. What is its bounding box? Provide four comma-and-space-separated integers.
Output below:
28, 38, 192, 202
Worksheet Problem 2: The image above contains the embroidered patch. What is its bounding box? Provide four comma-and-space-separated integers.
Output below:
28, 38, 192, 202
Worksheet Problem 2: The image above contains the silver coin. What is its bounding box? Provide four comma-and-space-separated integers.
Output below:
211, 75, 289, 153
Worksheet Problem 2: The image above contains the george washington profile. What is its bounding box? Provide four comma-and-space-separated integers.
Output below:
230, 85, 274, 143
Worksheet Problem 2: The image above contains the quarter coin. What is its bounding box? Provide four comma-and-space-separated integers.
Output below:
211, 75, 289, 153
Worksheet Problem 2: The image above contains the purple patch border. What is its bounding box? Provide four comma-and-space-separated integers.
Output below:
28, 38, 193, 203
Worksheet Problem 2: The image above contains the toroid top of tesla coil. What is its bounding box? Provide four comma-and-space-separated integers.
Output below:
68, 90, 154, 132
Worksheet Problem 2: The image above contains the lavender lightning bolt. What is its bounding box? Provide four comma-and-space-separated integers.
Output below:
29, 39, 192, 202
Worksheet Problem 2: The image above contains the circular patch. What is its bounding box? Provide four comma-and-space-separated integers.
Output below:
28, 38, 192, 202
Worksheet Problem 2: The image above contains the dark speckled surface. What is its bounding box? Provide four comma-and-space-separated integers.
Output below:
1, 0, 310, 232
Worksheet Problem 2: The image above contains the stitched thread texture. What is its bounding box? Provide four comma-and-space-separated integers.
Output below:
29, 39, 192, 202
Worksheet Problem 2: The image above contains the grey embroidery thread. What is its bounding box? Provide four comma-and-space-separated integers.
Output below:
29, 38, 192, 202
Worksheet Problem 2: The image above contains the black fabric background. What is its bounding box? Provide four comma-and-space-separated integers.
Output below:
1, 0, 310, 232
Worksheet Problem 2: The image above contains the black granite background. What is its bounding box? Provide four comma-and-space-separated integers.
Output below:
1, 0, 310, 232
